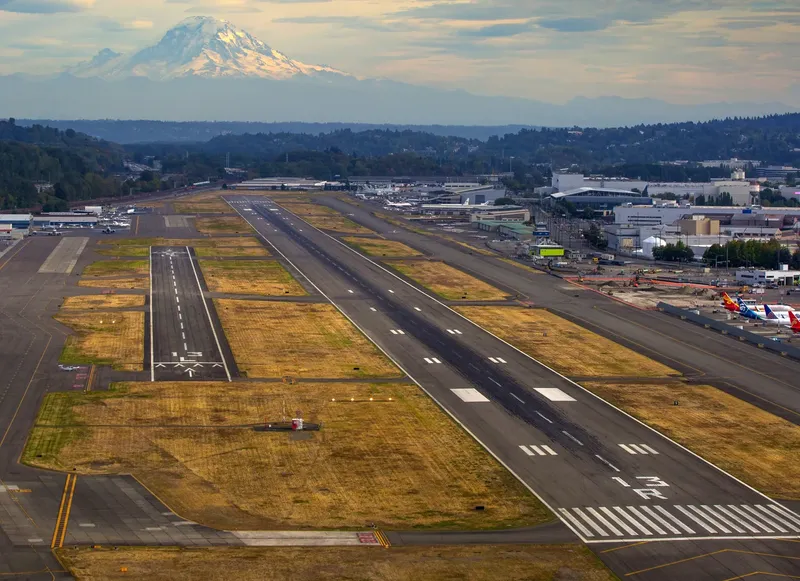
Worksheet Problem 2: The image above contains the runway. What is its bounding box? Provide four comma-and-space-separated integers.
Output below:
228, 196, 799, 539
227, 195, 800, 580
149, 246, 231, 381
320, 196, 800, 422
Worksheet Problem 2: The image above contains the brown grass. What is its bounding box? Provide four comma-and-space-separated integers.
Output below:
279, 202, 339, 216
215, 299, 401, 379
583, 382, 800, 499
454, 307, 677, 378
55, 311, 144, 371
173, 200, 231, 214
302, 214, 375, 234
27, 381, 549, 530
78, 277, 149, 290
61, 295, 145, 310
82, 260, 149, 277
386, 260, 508, 301
95, 246, 151, 257
278, 201, 375, 234
56, 545, 612, 581
195, 216, 252, 235
200, 260, 306, 296
343, 237, 422, 257
97, 238, 268, 258
194, 245, 269, 257
99, 237, 263, 248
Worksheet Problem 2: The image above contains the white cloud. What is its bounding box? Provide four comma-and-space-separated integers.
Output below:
0, 0, 94, 13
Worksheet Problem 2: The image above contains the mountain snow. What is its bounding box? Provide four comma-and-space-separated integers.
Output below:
67, 16, 349, 81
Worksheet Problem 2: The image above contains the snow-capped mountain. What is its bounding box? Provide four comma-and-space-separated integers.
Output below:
66, 16, 349, 81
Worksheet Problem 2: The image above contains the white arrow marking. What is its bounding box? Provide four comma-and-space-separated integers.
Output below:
185, 368, 195, 377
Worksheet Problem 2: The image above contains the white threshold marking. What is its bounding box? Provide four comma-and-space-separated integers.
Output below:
535, 388, 576, 402
451, 388, 489, 403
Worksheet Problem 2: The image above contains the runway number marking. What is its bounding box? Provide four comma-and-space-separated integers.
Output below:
612, 476, 670, 500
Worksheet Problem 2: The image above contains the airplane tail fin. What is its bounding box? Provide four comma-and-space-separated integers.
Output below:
790, 311, 800, 331
765, 304, 778, 319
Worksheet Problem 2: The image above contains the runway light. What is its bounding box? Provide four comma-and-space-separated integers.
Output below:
388, 398, 393, 401
331, 398, 336, 402
351, 397, 355, 402
369, 397, 373, 401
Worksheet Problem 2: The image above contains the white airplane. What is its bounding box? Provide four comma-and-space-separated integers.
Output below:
764, 304, 800, 326
58, 364, 80, 371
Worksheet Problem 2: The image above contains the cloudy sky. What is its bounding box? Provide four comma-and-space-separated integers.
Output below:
1, 0, 799, 106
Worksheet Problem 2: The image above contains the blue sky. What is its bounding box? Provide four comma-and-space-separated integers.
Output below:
1, 0, 799, 105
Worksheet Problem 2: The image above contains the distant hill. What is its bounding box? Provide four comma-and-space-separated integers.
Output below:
18, 120, 538, 144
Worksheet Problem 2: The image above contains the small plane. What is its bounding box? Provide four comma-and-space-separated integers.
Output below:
58, 364, 80, 371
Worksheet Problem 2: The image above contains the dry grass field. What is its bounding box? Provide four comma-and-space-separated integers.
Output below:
215, 299, 400, 378
583, 382, 800, 499
27, 381, 549, 530
100, 237, 262, 248
97, 238, 268, 258
386, 260, 508, 301
454, 307, 677, 378
194, 245, 269, 257
173, 200, 231, 214
279, 202, 339, 216
55, 312, 144, 371
78, 277, 149, 291
195, 216, 252, 235
61, 295, 145, 310
57, 545, 613, 581
200, 261, 306, 296
82, 260, 149, 277
95, 246, 151, 257
301, 214, 375, 234
343, 237, 422, 257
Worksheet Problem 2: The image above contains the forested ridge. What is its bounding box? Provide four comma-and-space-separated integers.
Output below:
3, 113, 800, 210
0, 119, 125, 211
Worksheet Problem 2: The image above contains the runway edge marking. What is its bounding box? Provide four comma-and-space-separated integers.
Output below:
225, 198, 587, 543
264, 197, 799, 519
149, 246, 155, 382
185, 246, 232, 382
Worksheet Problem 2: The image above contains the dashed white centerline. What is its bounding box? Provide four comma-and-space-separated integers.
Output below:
595, 455, 620, 472
535, 411, 553, 424
414, 307, 422, 311
348, 290, 354, 294
510, 393, 524, 404
562, 431, 583, 446
388, 289, 394, 294
369, 307, 377, 312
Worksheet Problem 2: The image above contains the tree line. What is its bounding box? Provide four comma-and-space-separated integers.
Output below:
703, 239, 800, 269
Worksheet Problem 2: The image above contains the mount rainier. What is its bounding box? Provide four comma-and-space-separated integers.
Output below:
67, 16, 348, 81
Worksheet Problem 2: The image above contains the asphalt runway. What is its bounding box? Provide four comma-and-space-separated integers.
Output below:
150, 246, 231, 381
321, 196, 800, 422
227, 195, 800, 580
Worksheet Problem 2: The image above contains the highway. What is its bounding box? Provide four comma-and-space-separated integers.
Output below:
227, 196, 800, 547
150, 246, 231, 381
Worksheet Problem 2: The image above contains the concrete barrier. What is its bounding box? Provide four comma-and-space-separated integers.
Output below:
657, 302, 800, 362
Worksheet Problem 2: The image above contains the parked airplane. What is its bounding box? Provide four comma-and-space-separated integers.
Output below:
790, 311, 800, 333
765, 304, 800, 325
735, 298, 766, 321
721, 292, 792, 315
